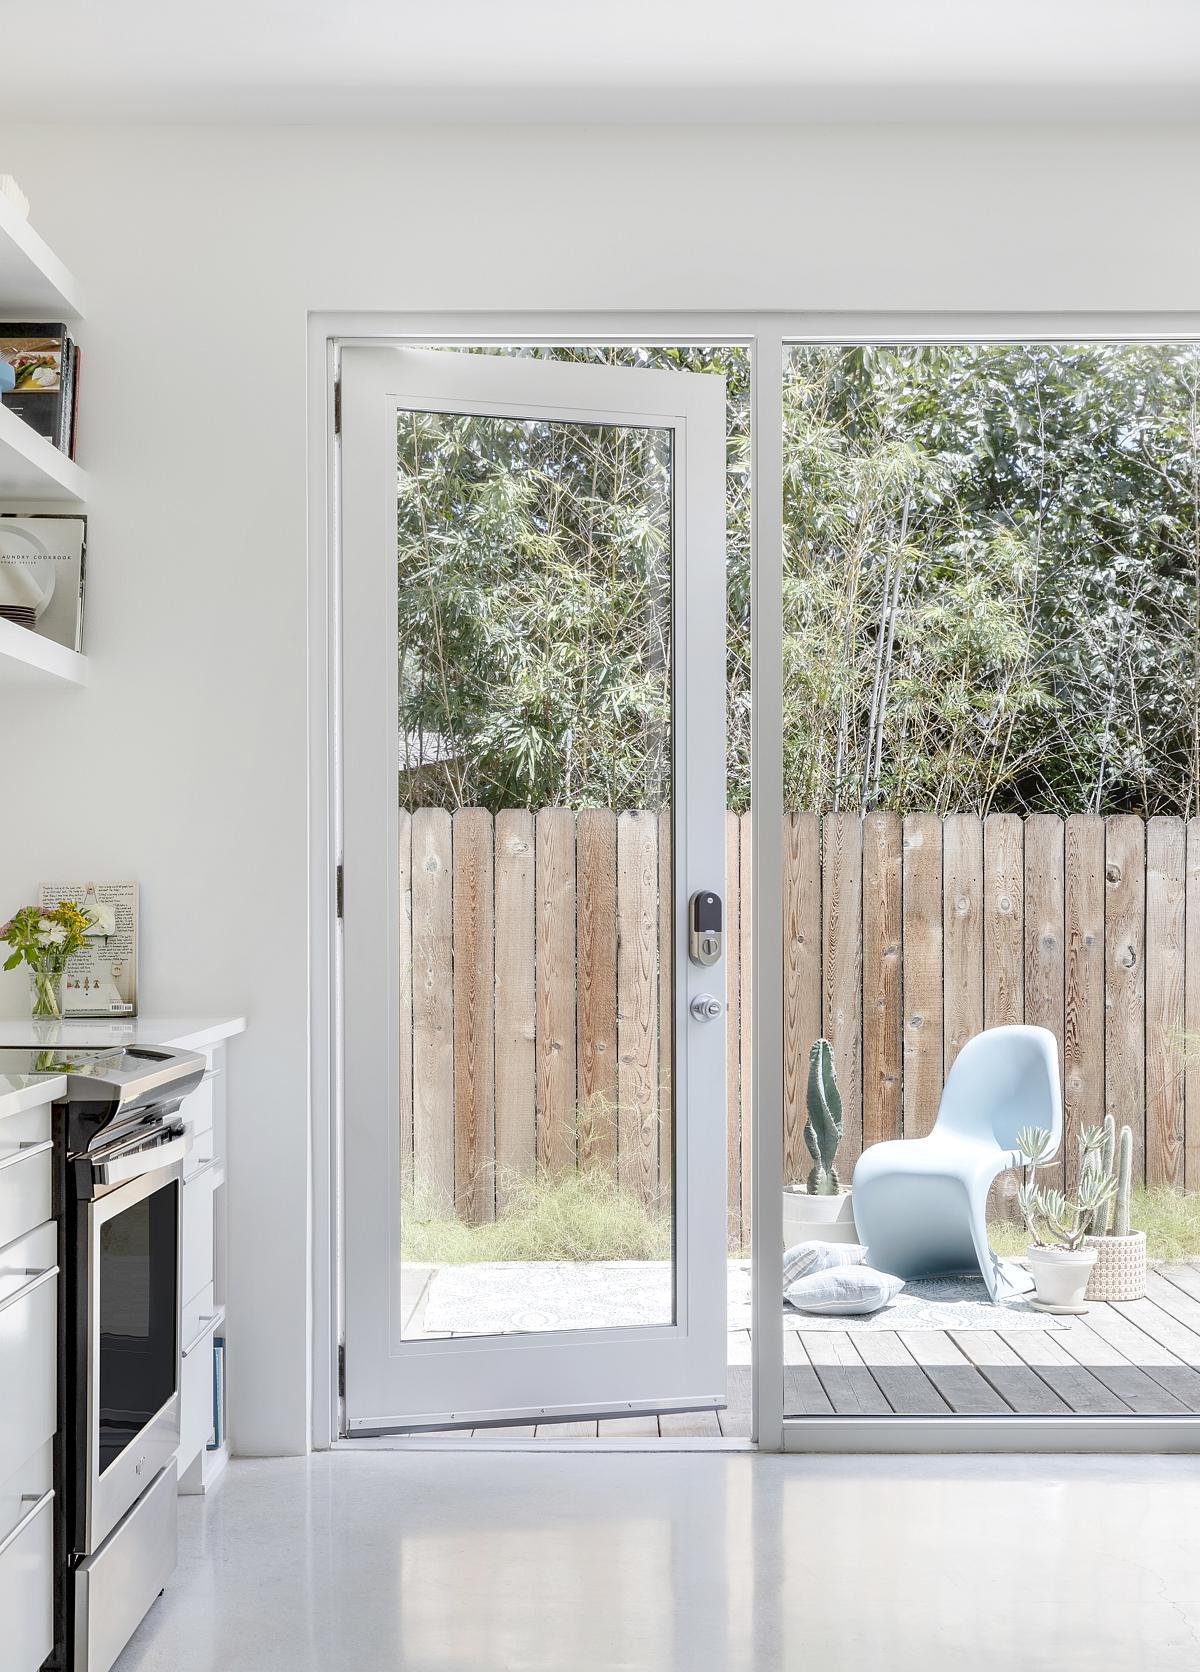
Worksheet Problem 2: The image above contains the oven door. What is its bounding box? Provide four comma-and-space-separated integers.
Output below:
81, 1157, 182, 1555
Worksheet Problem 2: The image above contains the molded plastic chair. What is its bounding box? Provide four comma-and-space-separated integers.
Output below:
851, 1025, 1062, 1301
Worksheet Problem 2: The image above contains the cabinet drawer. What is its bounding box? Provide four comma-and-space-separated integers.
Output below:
0, 1441, 54, 1672
180, 1311, 219, 1466
0, 1103, 53, 1250
0, 1222, 58, 1487
181, 1169, 215, 1306
181, 1070, 215, 1142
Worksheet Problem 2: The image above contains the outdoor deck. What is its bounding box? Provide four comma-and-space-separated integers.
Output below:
421, 1264, 1200, 1437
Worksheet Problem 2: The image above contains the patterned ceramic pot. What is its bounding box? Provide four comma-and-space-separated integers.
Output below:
1083, 1231, 1147, 1302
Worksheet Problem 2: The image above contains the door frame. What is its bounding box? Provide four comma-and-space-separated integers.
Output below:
308, 309, 1200, 1456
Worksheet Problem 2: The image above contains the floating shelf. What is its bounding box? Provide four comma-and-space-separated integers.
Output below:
0, 403, 86, 502
0, 193, 83, 319
0, 614, 87, 688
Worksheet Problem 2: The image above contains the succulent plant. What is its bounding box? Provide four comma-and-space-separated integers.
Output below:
803, 1038, 843, 1196
1014, 1124, 1117, 1250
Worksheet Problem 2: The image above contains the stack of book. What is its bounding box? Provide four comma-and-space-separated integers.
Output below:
0, 322, 80, 456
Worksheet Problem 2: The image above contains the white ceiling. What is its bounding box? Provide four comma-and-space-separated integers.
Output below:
9, 0, 1200, 122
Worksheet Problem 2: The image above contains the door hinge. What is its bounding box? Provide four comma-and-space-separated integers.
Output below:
336, 862, 344, 920
337, 1342, 346, 1400
333, 378, 342, 438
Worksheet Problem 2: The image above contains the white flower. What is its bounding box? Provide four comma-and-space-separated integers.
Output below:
36, 921, 67, 948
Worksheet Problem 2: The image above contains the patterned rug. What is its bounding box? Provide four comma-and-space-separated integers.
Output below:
418, 1260, 1063, 1336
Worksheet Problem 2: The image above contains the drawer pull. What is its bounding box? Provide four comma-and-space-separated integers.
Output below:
0, 1264, 57, 1316
0, 1488, 53, 1558
0, 1137, 53, 1172
199, 1068, 222, 1084
182, 1312, 220, 1359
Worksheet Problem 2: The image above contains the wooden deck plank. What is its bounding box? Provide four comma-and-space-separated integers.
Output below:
798, 1332, 893, 1415
1051, 1318, 1195, 1414
596, 1414, 661, 1437
1142, 1269, 1200, 1339
947, 1329, 1071, 1415
533, 1419, 600, 1438
718, 1367, 752, 1437
658, 1409, 723, 1437
997, 1328, 1132, 1415
898, 1330, 1013, 1413
1077, 1304, 1200, 1410
1110, 1294, 1200, 1366
851, 1330, 950, 1414
1157, 1263, 1200, 1304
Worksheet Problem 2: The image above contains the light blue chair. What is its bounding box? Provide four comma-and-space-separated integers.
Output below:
851, 1025, 1062, 1302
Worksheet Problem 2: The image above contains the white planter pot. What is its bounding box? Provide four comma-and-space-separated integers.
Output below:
782, 1188, 857, 1248
1083, 1231, 1147, 1301
1026, 1244, 1099, 1312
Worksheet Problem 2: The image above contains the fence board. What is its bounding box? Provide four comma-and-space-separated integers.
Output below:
861, 811, 902, 1150
725, 811, 743, 1243
453, 808, 495, 1224
397, 810, 414, 1193
943, 813, 983, 1080
1064, 815, 1105, 1188
823, 812, 864, 1167
536, 807, 577, 1177
1188, 819, 1200, 1192
410, 807, 454, 1211
902, 814, 943, 1138
494, 810, 536, 1206
576, 809, 619, 1175
617, 811, 659, 1205
984, 813, 1024, 1029
1106, 815, 1146, 1180
1024, 815, 1065, 1190
784, 813, 823, 1178
1146, 817, 1186, 1189
740, 813, 754, 1243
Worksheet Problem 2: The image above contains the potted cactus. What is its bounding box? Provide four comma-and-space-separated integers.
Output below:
1083, 1115, 1146, 1301
782, 1039, 858, 1246
1014, 1124, 1118, 1312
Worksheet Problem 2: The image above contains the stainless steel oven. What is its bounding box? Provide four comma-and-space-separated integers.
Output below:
0, 1043, 206, 1672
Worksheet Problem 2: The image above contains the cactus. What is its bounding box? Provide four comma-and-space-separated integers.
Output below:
803, 1038, 843, 1195
1114, 1125, 1133, 1237
1079, 1114, 1134, 1238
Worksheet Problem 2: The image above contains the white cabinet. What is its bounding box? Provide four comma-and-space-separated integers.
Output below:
177, 1042, 228, 1494
0, 1088, 58, 1672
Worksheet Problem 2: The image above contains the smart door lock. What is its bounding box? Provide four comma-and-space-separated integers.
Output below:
689, 891, 723, 967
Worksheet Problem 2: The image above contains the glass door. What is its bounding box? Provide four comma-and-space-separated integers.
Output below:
340, 346, 727, 1432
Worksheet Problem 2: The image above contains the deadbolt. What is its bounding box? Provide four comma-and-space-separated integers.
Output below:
689, 891, 723, 967
690, 994, 724, 1022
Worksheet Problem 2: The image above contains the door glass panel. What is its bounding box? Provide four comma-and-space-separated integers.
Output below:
395, 408, 675, 1341
98, 1184, 178, 1472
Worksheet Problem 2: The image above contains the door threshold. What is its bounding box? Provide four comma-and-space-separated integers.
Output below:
339, 1434, 756, 1453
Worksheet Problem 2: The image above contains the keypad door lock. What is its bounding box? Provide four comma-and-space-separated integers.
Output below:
689, 891, 723, 967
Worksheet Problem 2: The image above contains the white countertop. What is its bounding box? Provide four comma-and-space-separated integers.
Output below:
0, 1015, 246, 1052
0, 1016, 245, 1120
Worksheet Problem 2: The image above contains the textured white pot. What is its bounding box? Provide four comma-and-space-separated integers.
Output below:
782, 1188, 858, 1248
1026, 1244, 1098, 1310
1084, 1231, 1147, 1301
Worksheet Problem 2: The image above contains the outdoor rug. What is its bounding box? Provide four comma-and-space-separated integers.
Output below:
419, 1260, 1064, 1337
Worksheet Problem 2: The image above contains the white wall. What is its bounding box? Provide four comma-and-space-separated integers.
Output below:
1, 120, 1198, 1454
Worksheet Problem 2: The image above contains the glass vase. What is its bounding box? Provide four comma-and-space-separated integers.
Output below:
28, 965, 65, 1020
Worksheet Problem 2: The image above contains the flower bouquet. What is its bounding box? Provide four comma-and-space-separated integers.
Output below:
2, 900, 96, 1019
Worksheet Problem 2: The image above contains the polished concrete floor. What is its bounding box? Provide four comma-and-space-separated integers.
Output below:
117, 1451, 1200, 1670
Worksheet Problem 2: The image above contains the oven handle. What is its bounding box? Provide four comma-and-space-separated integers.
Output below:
0, 1264, 59, 1316
92, 1130, 192, 1187
0, 1489, 54, 1558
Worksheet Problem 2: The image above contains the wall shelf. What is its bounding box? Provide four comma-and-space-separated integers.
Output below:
0, 193, 83, 319
0, 614, 87, 688
0, 402, 86, 502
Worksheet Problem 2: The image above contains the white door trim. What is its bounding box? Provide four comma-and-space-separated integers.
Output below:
308, 309, 1200, 1457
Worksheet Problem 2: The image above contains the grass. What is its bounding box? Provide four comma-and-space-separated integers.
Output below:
400, 1171, 673, 1265
988, 1187, 1200, 1263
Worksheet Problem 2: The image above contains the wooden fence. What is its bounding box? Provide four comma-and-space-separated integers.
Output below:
400, 809, 1200, 1243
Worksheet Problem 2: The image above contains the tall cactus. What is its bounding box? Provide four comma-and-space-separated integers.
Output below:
1114, 1125, 1133, 1237
1097, 1114, 1117, 1234
804, 1038, 843, 1195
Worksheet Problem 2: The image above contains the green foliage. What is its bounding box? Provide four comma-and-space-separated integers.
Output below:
397, 341, 1200, 819
1015, 1123, 1117, 1250
399, 1171, 672, 1264
803, 1038, 843, 1194
989, 1187, 1200, 1262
